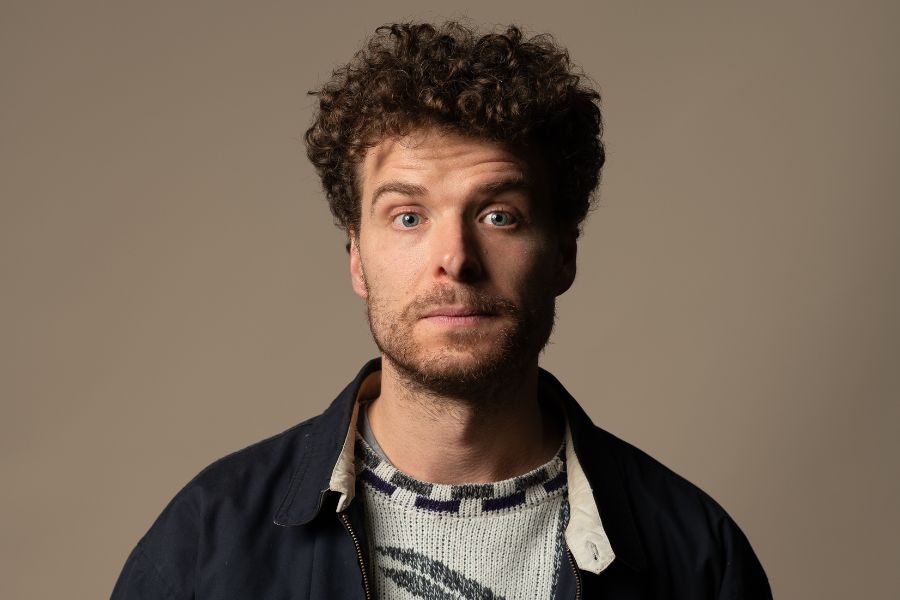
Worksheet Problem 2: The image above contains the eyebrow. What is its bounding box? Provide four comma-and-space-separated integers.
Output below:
475, 176, 533, 198
369, 176, 533, 215
370, 182, 428, 215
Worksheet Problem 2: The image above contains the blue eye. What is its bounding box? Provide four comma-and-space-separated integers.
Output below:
484, 211, 516, 227
394, 213, 421, 228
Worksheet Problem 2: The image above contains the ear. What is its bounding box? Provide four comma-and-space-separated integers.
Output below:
348, 231, 368, 300
554, 229, 578, 296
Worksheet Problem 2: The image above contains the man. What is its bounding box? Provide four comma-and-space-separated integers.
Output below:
112, 22, 771, 599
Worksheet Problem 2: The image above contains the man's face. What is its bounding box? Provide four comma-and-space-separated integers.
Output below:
350, 127, 576, 395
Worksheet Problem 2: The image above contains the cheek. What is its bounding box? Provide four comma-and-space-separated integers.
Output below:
488, 239, 556, 288
362, 245, 428, 302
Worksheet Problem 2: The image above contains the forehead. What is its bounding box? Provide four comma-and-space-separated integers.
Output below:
359, 128, 543, 198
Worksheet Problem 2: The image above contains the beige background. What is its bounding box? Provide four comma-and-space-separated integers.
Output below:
2, 1, 898, 598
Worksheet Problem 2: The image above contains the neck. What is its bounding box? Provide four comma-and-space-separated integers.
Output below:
365, 356, 562, 484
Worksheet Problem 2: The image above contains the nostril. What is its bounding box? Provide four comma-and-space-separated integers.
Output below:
438, 251, 483, 282
457, 259, 483, 282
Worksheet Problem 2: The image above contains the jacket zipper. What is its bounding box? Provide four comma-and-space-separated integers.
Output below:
566, 547, 582, 600
340, 512, 373, 600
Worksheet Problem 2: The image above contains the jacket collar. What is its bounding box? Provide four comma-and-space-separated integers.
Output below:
273, 358, 647, 575
272, 358, 379, 527
542, 368, 649, 575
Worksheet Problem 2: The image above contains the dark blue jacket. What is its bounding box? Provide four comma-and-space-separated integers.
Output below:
111, 359, 771, 599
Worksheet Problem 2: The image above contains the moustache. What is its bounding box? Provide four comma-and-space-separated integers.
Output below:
404, 286, 519, 320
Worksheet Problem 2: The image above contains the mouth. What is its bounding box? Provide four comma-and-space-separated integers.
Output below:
420, 305, 496, 326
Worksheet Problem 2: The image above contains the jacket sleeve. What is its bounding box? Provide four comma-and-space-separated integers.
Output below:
110, 484, 201, 600
716, 515, 772, 600
111, 542, 181, 600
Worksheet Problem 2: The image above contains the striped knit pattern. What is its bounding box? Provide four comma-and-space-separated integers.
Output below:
355, 436, 569, 600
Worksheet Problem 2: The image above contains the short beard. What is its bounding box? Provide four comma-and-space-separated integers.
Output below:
364, 280, 556, 402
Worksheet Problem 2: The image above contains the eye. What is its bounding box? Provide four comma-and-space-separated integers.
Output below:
393, 213, 422, 228
482, 211, 517, 227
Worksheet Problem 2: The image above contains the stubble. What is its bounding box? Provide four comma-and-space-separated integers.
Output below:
362, 273, 556, 401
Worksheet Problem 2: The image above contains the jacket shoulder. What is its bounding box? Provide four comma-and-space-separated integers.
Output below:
593, 425, 729, 518
185, 416, 316, 500
112, 415, 318, 599
585, 425, 771, 598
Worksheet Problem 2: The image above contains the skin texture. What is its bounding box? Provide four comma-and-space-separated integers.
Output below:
350, 127, 577, 484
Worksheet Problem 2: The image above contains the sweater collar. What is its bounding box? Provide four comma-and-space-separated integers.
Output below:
273, 358, 647, 575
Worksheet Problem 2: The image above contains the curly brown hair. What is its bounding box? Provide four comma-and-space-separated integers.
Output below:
305, 22, 604, 239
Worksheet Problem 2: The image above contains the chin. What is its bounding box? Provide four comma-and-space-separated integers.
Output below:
383, 342, 529, 398
370, 303, 555, 396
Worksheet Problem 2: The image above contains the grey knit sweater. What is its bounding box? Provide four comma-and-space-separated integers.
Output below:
354, 430, 570, 600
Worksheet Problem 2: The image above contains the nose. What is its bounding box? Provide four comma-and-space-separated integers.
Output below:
432, 217, 484, 282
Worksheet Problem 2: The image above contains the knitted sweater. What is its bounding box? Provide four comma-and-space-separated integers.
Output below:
354, 434, 570, 600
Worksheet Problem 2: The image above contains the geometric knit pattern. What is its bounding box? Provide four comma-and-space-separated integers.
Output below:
355, 435, 570, 600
